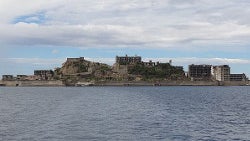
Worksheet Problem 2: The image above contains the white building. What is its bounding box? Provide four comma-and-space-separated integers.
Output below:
212, 65, 230, 81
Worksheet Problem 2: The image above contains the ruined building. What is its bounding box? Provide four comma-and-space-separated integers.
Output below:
188, 64, 212, 81
213, 65, 230, 81
116, 55, 142, 65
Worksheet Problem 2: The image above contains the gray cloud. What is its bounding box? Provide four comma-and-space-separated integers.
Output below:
0, 0, 250, 49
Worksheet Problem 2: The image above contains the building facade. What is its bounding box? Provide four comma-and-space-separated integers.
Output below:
66, 57, 85, 62
34, 70, 54, 80
230, 74, 247, 81
213, 65, 230, 81
188, 64, 212, 81
16, 75, 28, 80
143, 60, 156, 67
2, 75, 14, 81
116, 55, 142, 65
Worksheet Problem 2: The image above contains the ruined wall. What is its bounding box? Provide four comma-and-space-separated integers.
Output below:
1, 80, 64, 87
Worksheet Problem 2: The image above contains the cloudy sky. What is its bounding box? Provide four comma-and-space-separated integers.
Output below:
0, 0, 250, 77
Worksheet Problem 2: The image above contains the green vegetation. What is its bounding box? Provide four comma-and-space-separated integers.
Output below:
53, 57, 186, 85
78, 63, 88, 72
72, 62, 88, 73
128, 63, 184, 80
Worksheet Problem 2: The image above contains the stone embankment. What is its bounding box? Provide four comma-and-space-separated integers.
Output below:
0, 80, 249, 87
95, 80, 249, 86
0, 80, 64, 87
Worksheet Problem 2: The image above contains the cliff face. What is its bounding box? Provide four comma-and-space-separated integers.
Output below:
58, 58, 112, 77
60, 59, 90, 75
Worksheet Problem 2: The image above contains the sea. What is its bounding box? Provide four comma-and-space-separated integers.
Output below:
0, 86, 250, 141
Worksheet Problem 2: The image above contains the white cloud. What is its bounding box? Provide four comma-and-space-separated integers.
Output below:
0, 0, 250, 48
52, 49, 59, 54
0, 58, 64, 66
2, 57, 250, 67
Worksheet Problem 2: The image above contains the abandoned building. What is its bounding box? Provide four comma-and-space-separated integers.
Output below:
116, 55, 142, 65
230, 73, 247, 81
34, 70, 54, 80
213, 65, 230, 81
188, 64, 212, 81
66, 57, 85, 62
2, 75, 14, 81
143, 60, 156, 67
16, 75, 28, 80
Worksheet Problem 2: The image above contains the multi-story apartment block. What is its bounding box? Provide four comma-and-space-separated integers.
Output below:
2, 75, 14, 81
116, 55, 142, 65
34, 70, 54, 80
213, 65, 230, 81
230, 74, 247, 81
188, 64, 212, 81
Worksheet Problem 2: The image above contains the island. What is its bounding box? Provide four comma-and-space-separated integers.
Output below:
1, 55, 249, 86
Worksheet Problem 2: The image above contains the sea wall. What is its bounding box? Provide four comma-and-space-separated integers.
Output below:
0, 80, 64, 87
95, 81, 218, 86
0, 80, 249, 87
219, 81, 249, 86
96, 80, 249, 86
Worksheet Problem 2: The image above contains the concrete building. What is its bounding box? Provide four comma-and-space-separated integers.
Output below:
230, 74, 247, 81
174, 66, 184, 71
34, 70, 54, 80
2, 75, 14, 81
188, 64, 212, 81
66, 57, 85, 62
116, 55, 142, 65
213, 65, 230, 81
17, 75, 28, 80
143, 60, 156, 67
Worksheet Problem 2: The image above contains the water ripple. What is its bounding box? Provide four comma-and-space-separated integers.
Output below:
0, 86, 250, 141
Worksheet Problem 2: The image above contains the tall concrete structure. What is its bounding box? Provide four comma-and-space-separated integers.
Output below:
66, 57, 85, 62
116, 55, 142, 65
188, 64, 212, 81
213, 65, 230, 81
34, 70, 54, 80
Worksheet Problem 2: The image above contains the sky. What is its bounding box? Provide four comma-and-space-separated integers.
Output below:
0, 0, 250, 77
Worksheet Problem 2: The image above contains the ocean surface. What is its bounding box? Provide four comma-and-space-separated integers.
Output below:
0, 86, 250, 141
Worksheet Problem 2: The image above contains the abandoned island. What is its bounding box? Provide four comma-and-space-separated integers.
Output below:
0, 55, 249, 86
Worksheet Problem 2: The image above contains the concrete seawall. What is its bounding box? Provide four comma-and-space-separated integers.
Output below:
0, 80, 249, 87
0, 80, 64, 87
96, 80, 249, 86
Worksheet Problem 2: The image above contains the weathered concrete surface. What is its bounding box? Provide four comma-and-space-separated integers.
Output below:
95, 80, 250, 86
95, 81, 218, 86
0, 80, 64, 87
0, 80, 249, 87
219, 81, 249, 86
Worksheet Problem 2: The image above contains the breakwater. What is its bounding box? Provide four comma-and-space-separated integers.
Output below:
0, 80, 64, 87
0, 80, 249, 87
95, 80, 249, 86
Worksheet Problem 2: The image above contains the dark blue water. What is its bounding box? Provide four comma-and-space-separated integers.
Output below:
0, 86, 250, 141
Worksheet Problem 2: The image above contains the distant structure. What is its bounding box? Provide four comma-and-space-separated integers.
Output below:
66, 57, 85, 62
116, 55, 142, 65
16, 75, 28, 80
174, 66, 184, 71
213, 65, 230, 81
188, 64, 212, 81
2, 75, 14, 81
34, 70, 54, 80
143, 60, 156, 67
230, 74, 247, 81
